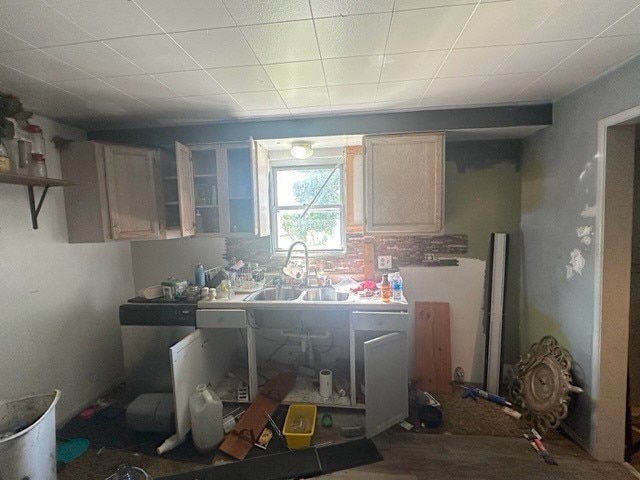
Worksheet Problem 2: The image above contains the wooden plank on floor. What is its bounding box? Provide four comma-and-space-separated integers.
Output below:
219, 373, 295, 460
414, 302, 451, 393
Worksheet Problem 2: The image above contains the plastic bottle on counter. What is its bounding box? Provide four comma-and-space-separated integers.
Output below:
381, 274, 391, 303
195, 263, 205, 288
392, 271, 403, 302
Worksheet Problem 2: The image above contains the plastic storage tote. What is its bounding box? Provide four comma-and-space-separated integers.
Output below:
283, 403, 316, 449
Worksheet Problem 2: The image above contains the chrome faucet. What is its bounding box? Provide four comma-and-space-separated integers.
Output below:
283, 241, 309, 286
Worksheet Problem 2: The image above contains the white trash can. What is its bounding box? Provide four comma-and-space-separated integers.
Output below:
0, 390, 61, 480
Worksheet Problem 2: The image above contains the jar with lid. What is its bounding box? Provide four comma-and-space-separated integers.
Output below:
30, 154, 47, 177
24, 124, 45, 156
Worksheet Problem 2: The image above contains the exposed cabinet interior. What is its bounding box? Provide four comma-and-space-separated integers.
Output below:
363, 132, 444, 234
171, 307, 409, 439
191, 146, 221, 234
61, 141, 161, 243
158, 141, 196, 238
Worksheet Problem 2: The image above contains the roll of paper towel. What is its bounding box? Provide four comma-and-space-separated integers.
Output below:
319, 369, 332, 398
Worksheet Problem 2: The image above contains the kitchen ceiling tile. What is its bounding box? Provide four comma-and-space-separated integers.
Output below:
331, 102, 375, 113
472, 72, 542, 98
232, 90, 286, 110
439, 45, 518, 77
603, 5, 640, 36
0, 49, 91, 82
51, 77, 137, 103
45, 0, 162, 40
556, 35, 640, 72
279, 86, 330, 108
328, 83, 378, 104
417, 94, 471, 108
381, 51, 447, 82
289, 105, 333, 115
376, 80, 429, 102
310, 0, 394, 18
208, 65, 274, 93
423, 75, 489, 98
323, 55, 384, 85
241, 21, 320, 64
519, 66, 609, 102
0, 0, 94, 48
526, 0, 640, 43
387, 5, 476, 53
457, 0, 563, 48
247, 109, 291, 117
135, 0, 235, 32
0, 29, 32, 52
153, 70, 225, 96
105, 35, 199, 74
315, 13, 392, 58
395, 0, 482, 10
103, 75, 179, 99
42, 42, 144, 78
172, 28, 259, 69
495, 40, 585, 74
185, 94, 244, 112
264, 61, 325, 90
223, 0, 311, 25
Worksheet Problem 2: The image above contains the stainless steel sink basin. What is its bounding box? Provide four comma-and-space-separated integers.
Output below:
244, 287, 304, 301
302, 288, 350, 302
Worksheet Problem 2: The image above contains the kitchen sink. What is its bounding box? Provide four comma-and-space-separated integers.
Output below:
243, 286, 350, 302
302, 288, 349, 302
244, 287, 304, 301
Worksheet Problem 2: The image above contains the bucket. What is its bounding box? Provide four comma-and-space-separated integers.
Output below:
0, 390, 61, 480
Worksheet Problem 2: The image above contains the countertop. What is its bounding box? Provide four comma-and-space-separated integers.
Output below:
197, 291, 408, 311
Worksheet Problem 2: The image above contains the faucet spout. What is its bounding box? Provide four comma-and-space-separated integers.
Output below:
283, 241, 309, 285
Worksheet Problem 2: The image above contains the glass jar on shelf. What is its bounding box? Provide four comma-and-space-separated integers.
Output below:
30, 154, 47, 177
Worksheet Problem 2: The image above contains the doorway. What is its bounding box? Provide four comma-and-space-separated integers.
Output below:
593, 108, 640, 462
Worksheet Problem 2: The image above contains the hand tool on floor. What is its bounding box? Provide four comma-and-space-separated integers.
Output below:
265, 411, 289, 450
460, 385, 512, 407
524, 429, 558, 465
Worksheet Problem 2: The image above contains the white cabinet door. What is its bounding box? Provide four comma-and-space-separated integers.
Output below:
170, 329, 208, 441
175, 141, 196, 237
364, 332, 408, 438
103, 144, 161, 240
251, 137, 271, 237
350, 311, 409, 437
363, 133, 444, 234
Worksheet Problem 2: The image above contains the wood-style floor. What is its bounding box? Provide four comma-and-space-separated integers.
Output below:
59, 430, 639, 480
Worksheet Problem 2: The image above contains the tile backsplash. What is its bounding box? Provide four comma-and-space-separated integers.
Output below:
224, 232, 467, 278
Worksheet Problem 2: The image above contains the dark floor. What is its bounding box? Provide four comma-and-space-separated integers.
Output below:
56, 386, 639, 480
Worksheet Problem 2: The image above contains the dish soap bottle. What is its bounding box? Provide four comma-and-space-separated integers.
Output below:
381, 274, 391, 303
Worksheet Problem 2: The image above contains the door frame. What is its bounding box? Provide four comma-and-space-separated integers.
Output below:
592, 105, 640, 461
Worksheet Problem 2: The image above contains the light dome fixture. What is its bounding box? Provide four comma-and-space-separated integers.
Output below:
290, 142, 314, 159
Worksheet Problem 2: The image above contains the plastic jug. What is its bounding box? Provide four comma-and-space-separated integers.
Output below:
188, 384, 223, 454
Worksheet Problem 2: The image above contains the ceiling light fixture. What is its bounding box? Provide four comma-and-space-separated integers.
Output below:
290, 142, 314, 159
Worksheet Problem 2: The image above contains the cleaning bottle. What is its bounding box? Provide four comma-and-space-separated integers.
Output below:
188, 384, 223, 454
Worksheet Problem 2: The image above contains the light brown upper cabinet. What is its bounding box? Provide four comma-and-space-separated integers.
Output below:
61, 141, 161, 243
363, 133, 445, 234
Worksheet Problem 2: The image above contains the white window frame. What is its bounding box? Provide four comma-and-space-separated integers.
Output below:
270, 157, 346, 256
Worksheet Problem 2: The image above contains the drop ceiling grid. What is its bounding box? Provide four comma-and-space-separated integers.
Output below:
0, 0, 637, 128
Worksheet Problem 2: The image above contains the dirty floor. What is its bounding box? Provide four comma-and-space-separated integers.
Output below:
57, 386, 639, 480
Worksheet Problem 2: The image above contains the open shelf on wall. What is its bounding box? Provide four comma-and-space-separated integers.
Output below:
0, 172, 76, 229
